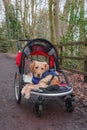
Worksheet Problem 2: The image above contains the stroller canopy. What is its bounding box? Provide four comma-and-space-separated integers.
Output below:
22, 39, 59, 70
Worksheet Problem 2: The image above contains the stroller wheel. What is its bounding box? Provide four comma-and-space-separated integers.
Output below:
34, 102, 43, 117
14, 72, 22, 104
65, 97, 74, 112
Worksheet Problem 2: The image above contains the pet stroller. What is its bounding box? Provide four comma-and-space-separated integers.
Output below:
14, 38, 75, 116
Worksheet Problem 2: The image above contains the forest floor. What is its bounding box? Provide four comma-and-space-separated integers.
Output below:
0, 53, 87, 130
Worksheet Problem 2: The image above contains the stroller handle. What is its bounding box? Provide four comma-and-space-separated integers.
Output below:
17, 40, 30, 51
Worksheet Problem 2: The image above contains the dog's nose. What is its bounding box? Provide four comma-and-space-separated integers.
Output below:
37, 74, 40, 78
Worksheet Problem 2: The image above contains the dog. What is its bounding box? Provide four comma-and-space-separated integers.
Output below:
21, 61, 60, 99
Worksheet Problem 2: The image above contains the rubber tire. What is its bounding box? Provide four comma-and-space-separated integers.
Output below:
34, 103, 43, 117
14, 72, 22, 104
65, 98, 74, 112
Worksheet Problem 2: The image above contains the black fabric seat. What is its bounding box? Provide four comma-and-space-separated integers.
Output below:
32, 85, 72, 94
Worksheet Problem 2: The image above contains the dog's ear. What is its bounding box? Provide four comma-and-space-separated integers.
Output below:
30, 61, 35, 72
44, 62, 49, 71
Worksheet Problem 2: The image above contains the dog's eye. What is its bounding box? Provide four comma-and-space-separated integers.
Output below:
35, 66, 38, 69
41, 68, 44, 70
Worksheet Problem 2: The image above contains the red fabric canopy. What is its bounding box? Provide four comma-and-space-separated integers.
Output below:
16, 51, 54, 68
31, 51, 54, 68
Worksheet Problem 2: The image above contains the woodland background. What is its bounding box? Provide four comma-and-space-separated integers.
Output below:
0, 0, 87, 72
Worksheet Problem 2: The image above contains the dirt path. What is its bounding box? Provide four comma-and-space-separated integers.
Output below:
0, 53, 87, 130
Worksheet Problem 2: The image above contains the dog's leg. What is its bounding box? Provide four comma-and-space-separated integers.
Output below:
38, 75, 52, 88
21, 84, 34, 99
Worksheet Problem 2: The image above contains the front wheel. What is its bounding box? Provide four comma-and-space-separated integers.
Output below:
34, 102, 43, 117
14, 72, 22, 104
65, 97, 74, 112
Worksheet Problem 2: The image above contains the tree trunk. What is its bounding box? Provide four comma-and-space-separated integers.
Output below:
48, 0, 55, 44
62, 0, 69, 36
53, 0, 60, 45
31, 0, 36, 39
79, 0, 85, 40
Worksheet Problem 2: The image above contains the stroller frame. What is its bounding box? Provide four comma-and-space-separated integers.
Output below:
14, 38, 75, 117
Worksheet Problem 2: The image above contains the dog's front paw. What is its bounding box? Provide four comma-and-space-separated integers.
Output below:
21, 89, 30, 99
24, 93, 30, 99
21, 87, 25, 96
21, 86, 31, 99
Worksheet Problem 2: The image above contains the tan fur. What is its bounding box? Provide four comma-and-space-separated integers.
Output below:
30, 61, 49, 78
21, 61, 60, 99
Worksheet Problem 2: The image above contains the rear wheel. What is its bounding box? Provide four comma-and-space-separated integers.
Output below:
14, 72, 22, 104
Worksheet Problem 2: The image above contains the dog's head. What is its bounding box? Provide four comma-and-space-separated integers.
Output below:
30, 61, 49, 78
